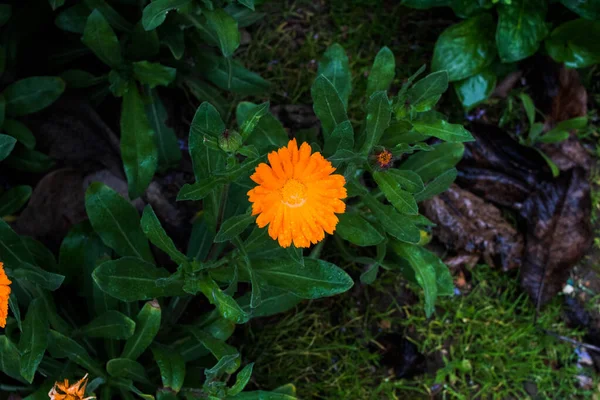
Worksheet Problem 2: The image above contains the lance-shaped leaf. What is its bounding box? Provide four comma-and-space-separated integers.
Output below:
362, 194, 421, 244
81, 9, 123, 68
214, 214, 255, 243
366, 46, 395, 98
141, 205, 187, 265
3, 119, 35, 149
132, 61, 176, 88
2, 77, 65, 117
311, 75, 348, 141
0, 336, 23, 382
373, 171, 418, 215
411, 119, 473, 143
0, 134, 16, 161
80, 311, 136, 340
317, 43, 352, 107
18, 298, 48, 383
146, 89, 181, 172
0, 185, 31, 217
400, 142, 464, 182
47, 330, 104, 376
121, 300, 161, 360
204, 9, 240, 58
142, 0, 192, 31
198, 274, 249, 324
151, 345, 186, 392
189, 102, 226, 180
107, 358, 152, 384
336, 213, 384, 247
407, 71, 448, 112
360, 91, 391, 154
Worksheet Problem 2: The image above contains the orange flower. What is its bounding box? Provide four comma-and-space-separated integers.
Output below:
247, 139, 347, 248
376, 149, 393, 169
48, 374, 95, 400
0, 262, 11, 329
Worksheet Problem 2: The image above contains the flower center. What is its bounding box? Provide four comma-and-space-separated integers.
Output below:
281, 179, 307, 207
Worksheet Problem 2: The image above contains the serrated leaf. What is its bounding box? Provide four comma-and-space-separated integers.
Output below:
85, 182, 154, 263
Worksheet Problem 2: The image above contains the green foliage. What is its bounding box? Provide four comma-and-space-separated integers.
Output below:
408, 0, 600, 107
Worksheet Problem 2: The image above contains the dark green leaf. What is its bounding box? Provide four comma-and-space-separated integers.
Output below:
560, 0, 600, 20
202, 56, 270, 95
336, 213, 385, 247
132, 61, 176, 88
391, 241, 437, 317
237, 0, 255, 10
318, 43, 352, 108
407, 71, 448, 112
151, 345, 186, 392
240, 102, 269, 140
250, 258, 353, 299
141, 205, 187, 265
496, 0, 548, 63
49, 0, 66, 10
366, 46, 395, 98
0, 336, 23, 382
93, 257, 183, 302
411, 119, 473, 143
402, 0, 450, 8
2, 77, 65, 117
432, 14, 495, 81
311, 75, 348, 140
204, 9, 240, 58
131, 22, 159, 60
4, 147, 54, 173
80, 311, 135, 339
184, 77, 228, 116
0, 219, 35, 268
0, 5, 11, 27
121, 300, 161, 360
239, 287, 302, 318
85, 182, 154, 263
323, 120, 354, 157
228, 391, 296, 400
373, 171, 418, 215
21, 237, 58, 272
0, 133, 16, 161
158, 19, 185, 60
107, 358, 151, 384
83, 0, 134, 32
226, 3, 265, 27
3, 119, 35, 149
400, 142, 464, 182
54, 4, 89, 33
142, 0, 192, 31
146, 89, 181, 172
120, 83, 158, 199
385, 169, 424, 193
60, 69, 106, 88
177, 177, 225, 201
362, 194, 421, 243
19, 298, 47, 383
215, 214, 255, 242
414, 168, 457, 202
238, 102, 288, 153
187, 218, 215, 261
189, 102, 226, 180
81, 9, 123, 68
545, 19, 600, 68
360, 91, 391, 154
0, 94, 5, 128
454, 69, 496, 109
228, 363, 254, 396
47, 330, 103, 376
0, 185, 31, 217
108, 70, 129, 97
12, 263, 65, 291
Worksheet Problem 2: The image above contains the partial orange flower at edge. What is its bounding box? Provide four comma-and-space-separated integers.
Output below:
0, 261, 11, 329
247, 139, 347, 248
48, 373, 95, 400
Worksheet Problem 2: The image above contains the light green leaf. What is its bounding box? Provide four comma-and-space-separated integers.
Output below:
414, 168, 457, 202
80, 311, 136, 339
204, 9, 240, 58
240, 102, 269, 140
2, 77, 65, 117
120, 82, 158, 199
311, 75, 348, 140
228, 363, 254, 396
85, 182, 154, 263
81, 9, 123, 68
0, 185, 31, 217
432, 14, 496, 81
151, 345, 186, 392
496, 0, 548, 63
19, 298, 48, 383
360, 91, 391, 154
407, 71, 448, 112
366, 46, 395, 98
132, 61, 176, 88
318, 43, 352, 108
411, 119, 473, 143
560, 0, 600, 20
0, 133, 16, 161
519, 93, 536, 127
122, 300, 161, 360
454, 69, 496, 109
373, 171, 418, 215
142, 0, 192, 31
141, 205, 187, 265
336, 213, 384, 247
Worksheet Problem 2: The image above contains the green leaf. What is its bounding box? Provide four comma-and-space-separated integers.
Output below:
80, 311, 136, 339
18, 298, 47, 383
496, 0, 548, 63
120, 83, 158, 199
0, 133, 16, 161
237, 0, 255, 10
158, 18, 185, 60
2, 77, 65, 117
141, 205, 187, 265
366, 46, 395, 98
60, 69, 106, 88
83, 0, 134, 32
202, 55, 270, 95
8, 294, 21, 332
336, 213, 385, 247
142, 0, 192, 31
360, 91, 391, 154
191, 329, 240, 377
385, 169, 424, 193
122, 300, 161, 360
85, 182, 154, 263
107, 358, 152, 384
0, 336, 23, 382
132, 61, 176, 88
93, 257, 183, 302
400, 142, 464, 182
0, 185, 31, 217
250, 258, 353, 299
519, 93, 536, 127
538, 130, 570, 144
0, 5, 11, 27
12, 263, 65, 291
240, 106, 288, 154
411, 119, 473, 143
391, 241, 437, 317
108, 70, 129, 97
81, 9, 123, 68
407, 71, 448, 112
151, 345, 186, 392
432, 14, 496, 81
545, 19, 600, 69
362, 194, 421, 244
311, 75, 348, 140
131, 21, 159, 60
373, 171, 418, 215
228, 391, 296, 400
239, 287, 302, 318
3, 119, 35, 150
228, 363, 254, 396
560, 0, 600, 20
189, 102, 226, 180
215, 214, 255, 243
177, 177, 225, 201
323, 120, 354, 157
240, 102, 269, 140
146, 89, 181, 172
47, 330, 103, 376
454, 69, 496, 109
0, 219, 35, 268
49, 0, 66, 10
318, 43, 352, 108
414, 168, 457, 202
187, 218, 215, 261
402, 0, 450, 8
204, 9, 240, 58
54, 4, 89, 33
4, 147, 55, 173
0, 94, 5, 129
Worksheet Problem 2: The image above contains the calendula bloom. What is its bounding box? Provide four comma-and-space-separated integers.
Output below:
376, 149, 393, 169
48, 374, 95, 400
0, 262, 11, 329
247, 139, 347, 248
